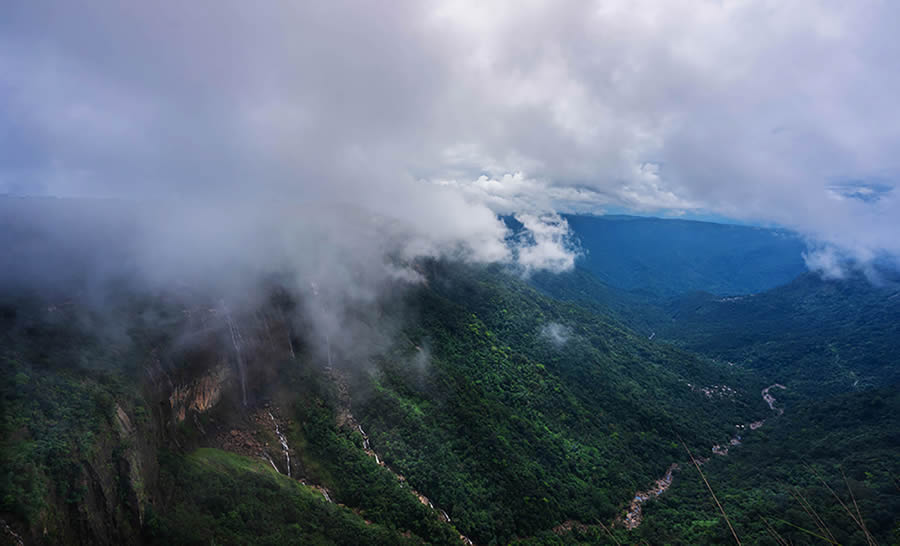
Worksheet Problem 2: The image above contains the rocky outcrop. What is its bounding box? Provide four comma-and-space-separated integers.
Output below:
23, 403, 158, 546
168, 364, 230, 423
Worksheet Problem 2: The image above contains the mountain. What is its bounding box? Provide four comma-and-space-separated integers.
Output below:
523, 216, 900, 544
1, 260, 779, 545
660, 271, 900, 395
2, 210, 898, 545
356, 261, 770, 542
561, 214, 808, 299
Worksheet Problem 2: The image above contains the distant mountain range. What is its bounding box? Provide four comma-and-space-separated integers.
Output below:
562, 214, 808, 298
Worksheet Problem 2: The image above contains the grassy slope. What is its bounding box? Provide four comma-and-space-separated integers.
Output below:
149, 448, 415, 545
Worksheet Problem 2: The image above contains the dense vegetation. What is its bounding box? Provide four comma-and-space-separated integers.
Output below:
634, 386, 900, 545
0, 295, 463, 545
356, 262, 767, 543
149, 448, 414, 545
0, 298, 139, 541
2, 215, 898, 544
659, 271, 900, 395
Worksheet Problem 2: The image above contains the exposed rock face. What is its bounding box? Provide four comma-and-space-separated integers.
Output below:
27, 403, 161, 546
169, 363, 231, 422
4, 292, 301, 546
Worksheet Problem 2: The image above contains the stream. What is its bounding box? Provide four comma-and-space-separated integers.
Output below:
221, 301, 248, 407
269, 411, 292, 477
619, 383, 787, 530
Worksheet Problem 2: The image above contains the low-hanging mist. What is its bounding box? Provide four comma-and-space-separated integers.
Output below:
2, 0, 900, 280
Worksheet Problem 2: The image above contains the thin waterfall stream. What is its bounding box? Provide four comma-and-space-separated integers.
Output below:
269, 411, 291, 477
221, 301, 248, 407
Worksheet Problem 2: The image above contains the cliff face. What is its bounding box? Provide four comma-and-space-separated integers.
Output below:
168, 363, 231, 424
25, 401, 160, 546
0, 293, 300, 546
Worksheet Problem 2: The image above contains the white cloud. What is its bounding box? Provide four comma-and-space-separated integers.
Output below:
803, 246, 847, 280
539, 322, 572, 348
2, 0, 899, 273
512, 213, 580, 275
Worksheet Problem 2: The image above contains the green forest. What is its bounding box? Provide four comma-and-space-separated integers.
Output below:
1, 257, 898, 544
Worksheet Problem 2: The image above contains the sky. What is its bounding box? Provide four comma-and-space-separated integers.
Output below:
2, 0, 899, 278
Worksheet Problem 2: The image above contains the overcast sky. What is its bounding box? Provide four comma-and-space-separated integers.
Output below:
2, 0, 899, 274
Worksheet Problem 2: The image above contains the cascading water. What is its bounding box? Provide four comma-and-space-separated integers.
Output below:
358, 424, 371, 450
310, 281, 334, 370
354, 417, 473, 544
269, 411, 291, 477
279, 308, 295, 359
221, 301, 248, 407
262, 452, 279, 473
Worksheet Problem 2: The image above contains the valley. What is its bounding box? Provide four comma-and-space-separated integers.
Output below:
1, 217, 897, 545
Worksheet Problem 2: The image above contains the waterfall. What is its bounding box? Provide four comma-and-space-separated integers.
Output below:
279, 309, 295, 359
358, 424, 371, 450
269, 411, 291, 477
221, 302, 248, 407
1, 519, 24, 546
262, 453, 279, 473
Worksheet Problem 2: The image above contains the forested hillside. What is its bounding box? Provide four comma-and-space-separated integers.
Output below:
634, 385, 900, 545
660, 271, 900, 395
356, 262, 766, 543
521, 219, 900, 544
1, 259, 791, 545
1, 216, 898, 545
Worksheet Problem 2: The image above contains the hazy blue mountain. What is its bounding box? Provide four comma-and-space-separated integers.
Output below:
561, 215, 808, 299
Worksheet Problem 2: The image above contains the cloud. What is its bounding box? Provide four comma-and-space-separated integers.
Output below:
803, 246, 847, 280
539, 322, 572, 348
827, 182, 894, 204
2, 0, 900, 277
511, 213, 580, 275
